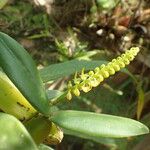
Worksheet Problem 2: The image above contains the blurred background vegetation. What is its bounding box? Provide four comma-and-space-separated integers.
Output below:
0, 0, 150, 149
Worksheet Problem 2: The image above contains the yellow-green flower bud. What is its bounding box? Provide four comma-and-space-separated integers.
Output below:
88, 77, 100, 87
80, 82, 92, 93
94, 67, 100, 74
126, 53, 134, 61
117, 57, 125, 68
73, 78, 81, 85
80, 69, 88, 80
67, 81, 72, 88
100, 69, 110, 78
66, 90, 72, 100
112, 64, 120, 71
107, 67, 115, 75
72, 87, 80, 96
96, 74, 104, 82
88, 71, 94, 76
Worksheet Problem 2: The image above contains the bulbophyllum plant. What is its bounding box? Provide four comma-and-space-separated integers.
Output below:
0, 32, 149, 150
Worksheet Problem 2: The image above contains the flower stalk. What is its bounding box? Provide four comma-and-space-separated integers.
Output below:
66, 47, 140, 100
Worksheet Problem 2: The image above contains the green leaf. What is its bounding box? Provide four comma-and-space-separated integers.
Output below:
0, 0, 8, 9
0, 113, 38, 150
137, 86, 145, 120
50, 110, 149, 138
40, 60, 107, 82
38, 144, 54, 150
0, 32, 50, 115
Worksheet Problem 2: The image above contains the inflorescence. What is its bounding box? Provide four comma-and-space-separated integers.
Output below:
66, 47, 140, 100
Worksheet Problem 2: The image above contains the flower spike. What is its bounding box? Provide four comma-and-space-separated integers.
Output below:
66, 47, 140, 100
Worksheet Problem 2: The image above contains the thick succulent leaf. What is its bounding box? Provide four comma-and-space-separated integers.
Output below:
38, 144, 54, 150
0, 70, 37, 120
0, 113, 38, 150
40, 60, 107, 82
0, 32, 50, 115
50, 110, 149, 138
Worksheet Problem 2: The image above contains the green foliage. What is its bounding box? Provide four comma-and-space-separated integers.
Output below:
96, 0, 118, 10
51, 110, 149, 138
0, 32, 50, 115
0, 70, 37, 120
55, 29, 89, 61
136, 84, 145, 120
0, 113, 38, 150
0, 0, 150, 149
0, 1, 51, 36
0, 32, 149, 150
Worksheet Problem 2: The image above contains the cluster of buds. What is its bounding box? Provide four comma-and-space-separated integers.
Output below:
66, 47, 140, 100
